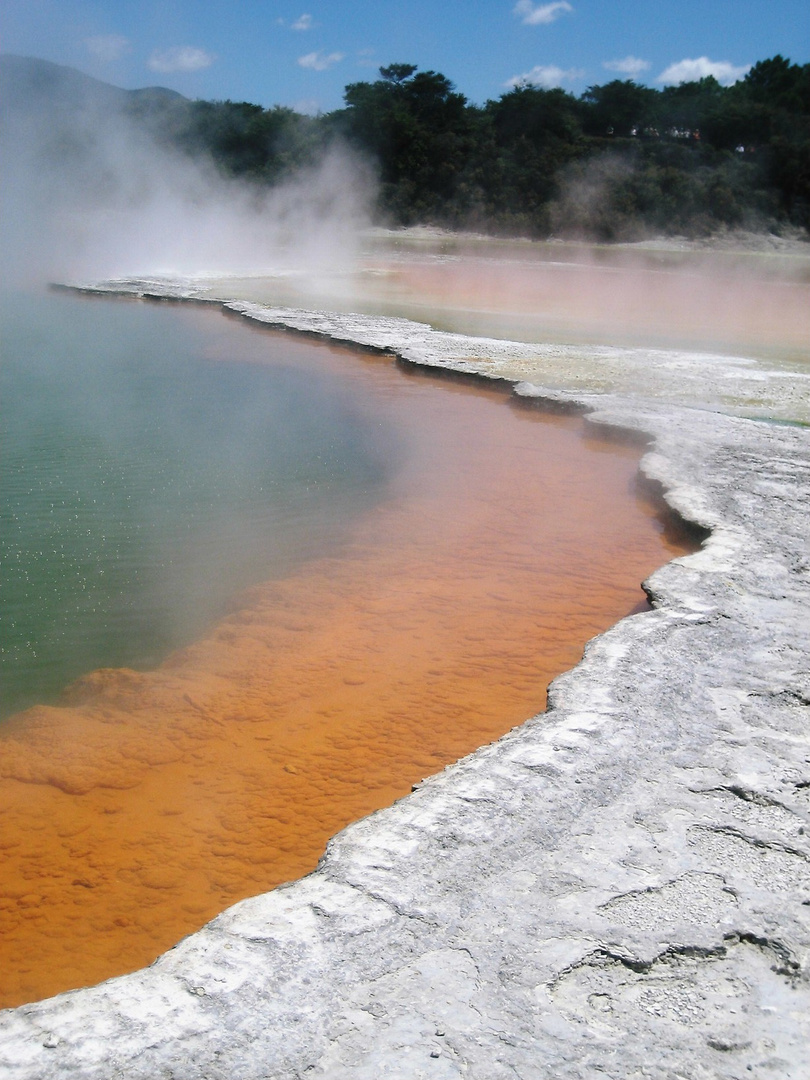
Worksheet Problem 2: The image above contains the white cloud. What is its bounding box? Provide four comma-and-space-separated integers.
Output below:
506, 64, 585, 88
148, 46, 216, 74
602, 55, 651, 77
291, 14, 313, 31
513, 1, 573, 26
656, 56, 750, 86
85, 34, 130, 63
298, 51, 344, 72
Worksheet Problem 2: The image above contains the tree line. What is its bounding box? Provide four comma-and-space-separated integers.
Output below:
134, 55, 810, 241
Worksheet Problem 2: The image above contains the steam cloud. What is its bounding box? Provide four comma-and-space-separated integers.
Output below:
0, 58, 376, 288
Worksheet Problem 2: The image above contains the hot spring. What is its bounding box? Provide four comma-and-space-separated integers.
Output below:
0, 287, 697, 1007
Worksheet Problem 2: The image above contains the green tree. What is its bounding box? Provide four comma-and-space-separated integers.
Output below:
658, 76, 724, 132
478, 85, 585, 232
580, 80, 658, 137
339, 64, 473, 221
135, 97, 319, 182
116, 51, 810, 237
730, 57, 810, 225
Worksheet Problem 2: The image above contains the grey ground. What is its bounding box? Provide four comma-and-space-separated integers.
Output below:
1, 281, 808, 1079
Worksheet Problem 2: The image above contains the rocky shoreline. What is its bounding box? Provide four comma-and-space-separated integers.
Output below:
1, 281, 808, 1079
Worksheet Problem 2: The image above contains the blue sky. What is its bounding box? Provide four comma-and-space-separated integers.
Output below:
2, 0, 808, 112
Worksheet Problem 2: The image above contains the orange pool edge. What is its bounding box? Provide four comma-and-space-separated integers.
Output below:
0, 320, 699, 1009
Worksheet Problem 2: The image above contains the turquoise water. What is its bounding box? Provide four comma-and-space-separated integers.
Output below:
0, 290, 392, 719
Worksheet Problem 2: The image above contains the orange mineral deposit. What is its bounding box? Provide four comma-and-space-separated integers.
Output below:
0, 310, 697, 1008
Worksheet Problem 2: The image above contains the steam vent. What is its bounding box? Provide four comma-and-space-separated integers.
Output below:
2, 250, 810, 1079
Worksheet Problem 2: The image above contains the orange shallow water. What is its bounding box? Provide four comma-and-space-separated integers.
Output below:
363, 249, 810, 356
0, 311, 695, 1008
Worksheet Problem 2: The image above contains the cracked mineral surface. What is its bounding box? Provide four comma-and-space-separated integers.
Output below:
1, 252, 809, 1078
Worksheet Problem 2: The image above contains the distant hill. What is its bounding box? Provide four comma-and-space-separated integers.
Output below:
0, 54, 199, 277
0, 54, 187, 117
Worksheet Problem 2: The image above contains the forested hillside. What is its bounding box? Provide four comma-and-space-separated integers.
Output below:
4, 53, 809, 241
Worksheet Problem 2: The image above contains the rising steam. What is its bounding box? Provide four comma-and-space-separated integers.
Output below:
0, 58, 376, 287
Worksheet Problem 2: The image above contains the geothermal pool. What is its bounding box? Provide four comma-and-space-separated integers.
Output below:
0, 290, 393, 720
0, 288, 697, 1008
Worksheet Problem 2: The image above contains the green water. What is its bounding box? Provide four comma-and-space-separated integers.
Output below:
0, 290, 393, 719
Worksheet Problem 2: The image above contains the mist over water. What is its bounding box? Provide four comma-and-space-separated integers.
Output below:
0, 290, 393, 719
0, 56, 375, 287
0, 58, 389, 718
